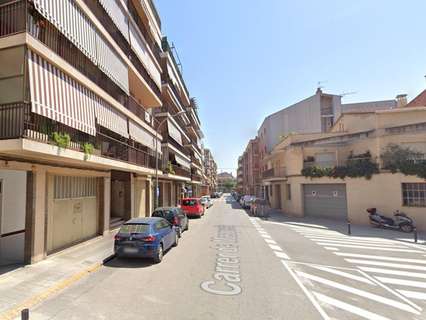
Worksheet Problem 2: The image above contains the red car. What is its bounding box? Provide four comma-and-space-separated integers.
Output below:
180, 198, 205, 218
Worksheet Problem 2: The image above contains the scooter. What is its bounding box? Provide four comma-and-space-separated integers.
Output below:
367, 208, 414, 233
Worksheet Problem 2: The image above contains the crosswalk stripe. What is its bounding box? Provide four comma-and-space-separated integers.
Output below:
375, 277, 426, 289
316, 243, 421, 253
261, 234, 272, 239
312, 291, 391, 320
313, 240, 406, 248
324, 247, 339, 251
275, 251, 290, 260
264, 238, 277, 245
268, 244, 283, 251
283, 222, 329, 229
335, 253, 426, 264
397, 290, 426, 301
304, 235, 399, 245
295, 271, 420, 314
311, 266, 376, 285
345, 259, 426, 271
358, 267, 426, 279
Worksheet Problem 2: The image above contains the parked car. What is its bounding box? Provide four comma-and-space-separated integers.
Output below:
114, 217, 178, 263
152, 207, 189, 237
181, 198, 205, 218
201, 195, 213, 208
240, 195, 255, 209
210, 192, 219, 199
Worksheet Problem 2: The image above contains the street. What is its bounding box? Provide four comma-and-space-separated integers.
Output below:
28, 196, 426, 320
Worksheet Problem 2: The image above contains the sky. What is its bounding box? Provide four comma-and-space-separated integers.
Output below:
155, 0, 426, 174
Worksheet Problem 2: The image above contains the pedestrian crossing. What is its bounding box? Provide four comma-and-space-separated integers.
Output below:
283, 222, 426, 312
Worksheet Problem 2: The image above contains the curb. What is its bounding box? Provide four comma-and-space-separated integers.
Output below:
0, 253, 116, 320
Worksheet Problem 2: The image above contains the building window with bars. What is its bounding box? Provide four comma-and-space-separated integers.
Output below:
402, 183, 426, 207
54, 176, 97, 200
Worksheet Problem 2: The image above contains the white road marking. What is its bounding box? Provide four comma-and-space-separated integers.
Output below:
268, 244, 283, 251
397, 290, 426, 301
295, 271, 420, 314
261, 234, 272, 239
335, 252, 426, 264
274, 251, 290, 260
272, 222, 329, 229
312, 291, 391, 320
305, 236, 401, 245
311, 265, 376, 285
345, 259, 426, 271
324, 247, 339, 251
281, 261, 331, 320
376, 277, 426, 289
264, 239, 277, 245
359, 267, 426, 279
313, 240, 407, 248
316, 243, 422, 253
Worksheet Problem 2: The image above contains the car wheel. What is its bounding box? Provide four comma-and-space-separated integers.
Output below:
400, 224, 414, 233
173, 233, 179, 247
153, 244, 163, 263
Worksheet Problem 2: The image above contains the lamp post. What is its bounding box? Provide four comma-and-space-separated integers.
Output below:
154, 110, 187, 209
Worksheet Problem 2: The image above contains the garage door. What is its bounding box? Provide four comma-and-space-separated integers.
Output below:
303, 184, 347, 220
48, 176, 98, 253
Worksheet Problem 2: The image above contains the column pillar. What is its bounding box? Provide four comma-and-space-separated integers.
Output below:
102, 177, 111, 235
24, 167, 47, 264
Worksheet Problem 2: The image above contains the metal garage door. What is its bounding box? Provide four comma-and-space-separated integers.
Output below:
48, 176, 98, 253
303, 184, 347, 220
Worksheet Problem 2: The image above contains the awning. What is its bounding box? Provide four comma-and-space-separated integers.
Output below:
94, 96, 129, 138
175, 153, 191, 170
27, 50, 96, 136
167, 119, 183, 145
98, 0, 130, 42
129, 120, 160, 153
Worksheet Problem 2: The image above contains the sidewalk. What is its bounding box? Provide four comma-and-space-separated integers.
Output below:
261, 208, 426, 247
0, 230, 117, 320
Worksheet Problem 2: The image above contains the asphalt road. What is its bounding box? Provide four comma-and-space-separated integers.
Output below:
29, 196, 426, 320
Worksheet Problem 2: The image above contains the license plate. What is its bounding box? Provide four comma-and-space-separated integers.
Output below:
123, 247, 138, 254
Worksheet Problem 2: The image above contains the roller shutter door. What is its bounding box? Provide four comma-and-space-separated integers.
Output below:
303, 184, 347, 220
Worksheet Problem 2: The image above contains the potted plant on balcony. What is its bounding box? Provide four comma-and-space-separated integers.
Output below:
81, 142, 95, 161
165, 161, 176, 175
52, 132, 71, 150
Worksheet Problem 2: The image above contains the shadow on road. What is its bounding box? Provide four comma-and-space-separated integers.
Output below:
104, 256, 156, 269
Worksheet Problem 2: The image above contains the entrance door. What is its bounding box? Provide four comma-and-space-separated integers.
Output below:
274, 184, 281, 209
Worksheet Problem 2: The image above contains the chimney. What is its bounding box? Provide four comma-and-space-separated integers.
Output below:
396, 94, 408, 108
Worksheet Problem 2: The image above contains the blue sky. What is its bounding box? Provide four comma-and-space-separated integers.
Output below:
156, 0, 426, 174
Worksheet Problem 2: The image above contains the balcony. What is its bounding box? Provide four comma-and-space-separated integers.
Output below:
0, 103, 158, 170
303, 160, 337, 169
164, 163, 191, 179
262, 167, 287, 179
0, 0, 26, 37
191, 173, 203, 182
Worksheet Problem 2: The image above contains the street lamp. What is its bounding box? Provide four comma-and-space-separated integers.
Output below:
154, 110, 187, 209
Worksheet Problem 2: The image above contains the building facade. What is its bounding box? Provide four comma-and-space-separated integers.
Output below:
202, 148, 218, 195
264, 105, 426, 230
0, 0, 212, 266
217, 172, 236, 193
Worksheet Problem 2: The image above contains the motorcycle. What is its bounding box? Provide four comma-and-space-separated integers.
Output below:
367, 208, 414, 233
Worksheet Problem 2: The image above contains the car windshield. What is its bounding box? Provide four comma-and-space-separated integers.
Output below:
119, 224, 150, 234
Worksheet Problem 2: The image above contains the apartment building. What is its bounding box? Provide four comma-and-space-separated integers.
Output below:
236, 156, 243, 194
0, 0, 208, 266
264, 103, 426, 230
239, 137, 261, 196
202, 148, 218, 195
217, 172, 236, 193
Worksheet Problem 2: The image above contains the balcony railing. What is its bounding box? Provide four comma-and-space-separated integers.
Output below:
262, 167, 287, 179
303, 160, 337, 169
127, 96, 159, 128
0, 0, 26, 38
164, 164, 191, 178
191, 173, 202, 182
0, 103, 158, 170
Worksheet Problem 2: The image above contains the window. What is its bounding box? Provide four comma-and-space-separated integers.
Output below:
0, 46, 25, 104
286, 184, 292, 200
120, 224, 149, 234
402, 183, 426, 207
